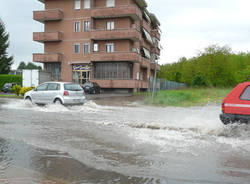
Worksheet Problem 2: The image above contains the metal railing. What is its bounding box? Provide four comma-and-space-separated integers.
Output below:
149, 78, 186, 91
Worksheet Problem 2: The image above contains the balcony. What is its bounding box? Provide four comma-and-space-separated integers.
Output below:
33, 53, 62, 63
150, 62, 161, 71
91, 28, 141, 41
91, 5, 142, 21
151, 47, 161, 55
33, 32, 63, 43
141, 57, 150, 68
91, 52, 140, 62
151, 29, 161, 40
91, 79, 148, 89
33, 9, 63, 23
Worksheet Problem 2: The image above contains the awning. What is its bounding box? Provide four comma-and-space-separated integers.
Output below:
143, 47, 151, 59
143, 11, 151, 23
143, 28, 153, 45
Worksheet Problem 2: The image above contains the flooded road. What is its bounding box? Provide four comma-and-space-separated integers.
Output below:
0, 98, 250, 184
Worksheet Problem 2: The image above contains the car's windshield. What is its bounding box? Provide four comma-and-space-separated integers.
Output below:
64, 84, 83, 91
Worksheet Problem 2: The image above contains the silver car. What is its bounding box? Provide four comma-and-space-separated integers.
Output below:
24, 82, 85, 105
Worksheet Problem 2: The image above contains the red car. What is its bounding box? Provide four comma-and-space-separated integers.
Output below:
220, 82, 250, 125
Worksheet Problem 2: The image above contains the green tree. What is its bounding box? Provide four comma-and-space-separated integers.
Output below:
159, 45, 250, 87
0, 19, 13, 74
17, 61, 26, 70
26, 62, 42, 70
17, 62, 42, 70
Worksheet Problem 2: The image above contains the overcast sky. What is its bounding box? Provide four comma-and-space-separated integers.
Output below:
0, 0, 250, 69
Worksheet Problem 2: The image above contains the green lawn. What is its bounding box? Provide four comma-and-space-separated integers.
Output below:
143, 88, 232, 107
0, 94, 23, 99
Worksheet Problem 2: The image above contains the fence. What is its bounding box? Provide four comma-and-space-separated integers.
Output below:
149, 78, 186, 92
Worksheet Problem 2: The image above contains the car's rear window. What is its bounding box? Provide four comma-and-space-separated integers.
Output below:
240, 86, 250, 101
64, 84, 83, 91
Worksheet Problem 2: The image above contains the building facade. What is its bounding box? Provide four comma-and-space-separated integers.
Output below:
33, 0, 161, 92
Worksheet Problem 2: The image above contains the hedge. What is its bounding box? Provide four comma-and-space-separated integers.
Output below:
0, 75, 22, 90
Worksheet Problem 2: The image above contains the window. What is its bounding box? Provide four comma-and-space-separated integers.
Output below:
93, 43, 99, 52
84, 21, 90, 31
106, 0, 115, 7
94, 62, 133, 79
36, 83, 48, 91
46, 63, 61, 80
106, 21, 114, 30
47, 83, 60, 91
240, 86, 250, 101
74, 44, 80, 54
84, 0, 90, 9
74, 0, 81, 10
74, 21, 81, 32
84, 43, 90, 54
64, 84, 83, 91
106, 43, 114, 53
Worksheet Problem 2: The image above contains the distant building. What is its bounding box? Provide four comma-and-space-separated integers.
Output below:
33, 0, 161, 92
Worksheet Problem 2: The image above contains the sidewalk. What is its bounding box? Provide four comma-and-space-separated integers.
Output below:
86, 93, 133, 100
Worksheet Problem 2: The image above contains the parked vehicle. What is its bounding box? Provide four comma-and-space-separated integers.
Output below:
220, 82, 250, 124
2, 83, 16, 93
24, 82, 85, 105
82, 82, 101, 94
22, 69, 52, 87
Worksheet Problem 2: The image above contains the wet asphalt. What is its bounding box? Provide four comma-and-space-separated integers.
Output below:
0, 98, 250, 184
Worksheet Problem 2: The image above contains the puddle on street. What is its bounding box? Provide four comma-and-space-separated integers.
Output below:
0, 98, 250, 183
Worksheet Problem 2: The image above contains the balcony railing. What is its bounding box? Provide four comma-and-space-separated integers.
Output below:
151, 29, 161, 40
33, 32, 63, 43
91, 28, 141, 41
151, 47, 161, 55
150, 62, 161, 71
91, 5, 142, 21
33, 9, 63, 23
91, 51, 141, 62
141, 57, 150, 68
33, 53, 62, 63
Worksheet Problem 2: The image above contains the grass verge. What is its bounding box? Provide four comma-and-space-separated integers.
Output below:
143, 88, 232, 107
0, 95, 23, 99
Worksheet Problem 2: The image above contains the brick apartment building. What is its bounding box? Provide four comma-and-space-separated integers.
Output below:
33, 0, 161, 92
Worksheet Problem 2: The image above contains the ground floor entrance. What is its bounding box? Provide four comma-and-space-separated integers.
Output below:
72, 64, 91, 85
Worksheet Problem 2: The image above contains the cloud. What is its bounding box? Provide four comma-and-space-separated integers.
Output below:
147, 0, 250, 64
0, 0, 249, 68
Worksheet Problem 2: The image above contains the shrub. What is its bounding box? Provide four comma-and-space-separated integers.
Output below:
19, 87, 35, 96
12, 85, 22, 96
0, 75, 22, 90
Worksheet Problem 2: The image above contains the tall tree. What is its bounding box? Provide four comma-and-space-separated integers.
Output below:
17, 61, 26, 70
17, 61, 42, 70
0, 19, 13, 74
26, 62, 42, 70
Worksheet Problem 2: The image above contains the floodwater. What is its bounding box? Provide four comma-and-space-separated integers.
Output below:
0, 98, 250, 184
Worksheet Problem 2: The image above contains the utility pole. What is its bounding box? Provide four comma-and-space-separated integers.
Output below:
152, 61, 157, 99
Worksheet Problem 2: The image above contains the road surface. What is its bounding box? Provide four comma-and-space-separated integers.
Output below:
0, 98, 250, 184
